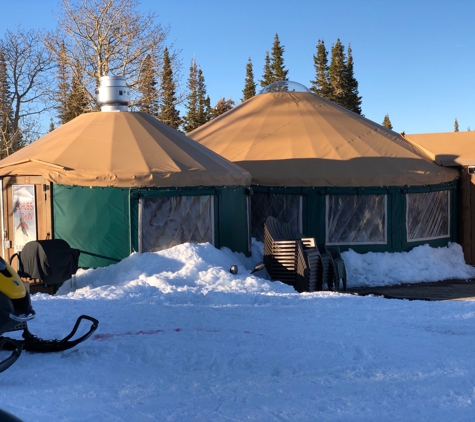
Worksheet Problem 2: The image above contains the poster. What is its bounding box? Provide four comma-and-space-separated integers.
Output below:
13, 185, 37, 252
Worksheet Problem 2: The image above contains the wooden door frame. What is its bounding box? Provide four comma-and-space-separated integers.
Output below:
1, 176, 53, 263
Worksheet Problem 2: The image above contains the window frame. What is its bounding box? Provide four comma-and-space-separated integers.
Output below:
138, 195, 215, 253
406, 190, 450, 243
325, 194, 388, 246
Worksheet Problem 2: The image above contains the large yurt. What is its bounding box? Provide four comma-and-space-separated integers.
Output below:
189, 81, 460, 254
0, 77, 251, 268
405, 131, 475, 264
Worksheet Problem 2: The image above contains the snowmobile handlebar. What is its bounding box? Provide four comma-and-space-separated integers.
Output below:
9, 310, 36, 323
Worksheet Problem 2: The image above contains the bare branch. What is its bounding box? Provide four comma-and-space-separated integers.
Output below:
0, 27, 54, 146
45, 0, 178, 107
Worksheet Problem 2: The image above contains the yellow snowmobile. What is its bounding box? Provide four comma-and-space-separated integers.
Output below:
0, 256, 98, 373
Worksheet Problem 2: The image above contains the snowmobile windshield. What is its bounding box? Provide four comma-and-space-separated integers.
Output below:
0, 258, 7, 271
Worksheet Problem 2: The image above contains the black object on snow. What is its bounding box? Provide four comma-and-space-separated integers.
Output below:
13, 239, 80, 285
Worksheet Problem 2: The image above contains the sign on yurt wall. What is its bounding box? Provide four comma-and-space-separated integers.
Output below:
0, 176, 52, 264
12, 185, 37, 252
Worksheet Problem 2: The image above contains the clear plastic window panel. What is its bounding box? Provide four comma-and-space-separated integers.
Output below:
406, 191, 449, 241
326, 194, 387, 244
140, 196, 213, 252
251, 193, 302, 241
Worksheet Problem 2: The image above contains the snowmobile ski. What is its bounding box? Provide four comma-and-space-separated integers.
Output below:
21, 315, 99, 353
0, 254, 99, 372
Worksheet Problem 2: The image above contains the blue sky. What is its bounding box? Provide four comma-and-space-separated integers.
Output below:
2, 0, 475, 134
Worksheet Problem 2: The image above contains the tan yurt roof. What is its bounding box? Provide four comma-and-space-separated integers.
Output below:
405, 131, 475, 166
189, 85, 458, 187
0, 112, 251, 188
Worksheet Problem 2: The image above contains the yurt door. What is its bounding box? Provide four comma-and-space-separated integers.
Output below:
1, 176, 52, 263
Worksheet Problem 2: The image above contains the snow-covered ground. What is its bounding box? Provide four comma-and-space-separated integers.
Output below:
2, 241, 475, 421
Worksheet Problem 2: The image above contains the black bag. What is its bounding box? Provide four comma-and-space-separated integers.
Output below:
17, 239, 80, 285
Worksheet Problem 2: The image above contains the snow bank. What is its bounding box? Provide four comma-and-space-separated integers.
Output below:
57, 241, 475, 299
57, 242, 294, 304
343, 242, 475, 287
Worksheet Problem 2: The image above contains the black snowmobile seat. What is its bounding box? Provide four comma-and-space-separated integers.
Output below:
15, 239, 80, 286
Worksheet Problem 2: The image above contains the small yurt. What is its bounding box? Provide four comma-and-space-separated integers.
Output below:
405, 131, 475, 264
189, 81, 459, 254
0, 76, 251, 268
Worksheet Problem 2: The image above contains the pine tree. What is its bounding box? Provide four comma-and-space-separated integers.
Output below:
137, 54, 159, 116
382, 114, 393, 130
56, 41, 70, 125
49, 118, 55, 132
260, 50, 273, 88
197, 68, 212, 125
260, 34, 289, 88
0, 49, 14, 158
242, 57, 256, 101
157, 47, 181, 129
454, 118, 459, 132
213, 97, 234, 118
310, 40, 332, 98
270, 33, 288, 82
182, 58, 199, 132
182, 58, 199, 133
329, 39, 347, 106
183, 58, 211, 133
64, 63, 89, 122
326, 39, 363, 114
343, 45, 362, 114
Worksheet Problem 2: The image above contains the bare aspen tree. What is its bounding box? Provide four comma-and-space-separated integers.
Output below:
1, 27, 54, 149
46, 0, 178, 109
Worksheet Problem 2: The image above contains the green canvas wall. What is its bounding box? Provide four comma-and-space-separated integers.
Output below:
54, 184, 250, 269
216, 186, 250, 254
53, 185, 131, 268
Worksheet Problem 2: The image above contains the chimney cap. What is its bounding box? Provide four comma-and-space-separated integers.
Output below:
97, 75, 130, 112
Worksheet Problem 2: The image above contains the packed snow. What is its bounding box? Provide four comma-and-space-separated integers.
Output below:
344, 242, 475, 287
2, 241, 475, 421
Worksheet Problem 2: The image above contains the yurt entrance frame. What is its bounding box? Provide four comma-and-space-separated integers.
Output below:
251, 181, 458, 253
0, 176, 52, 263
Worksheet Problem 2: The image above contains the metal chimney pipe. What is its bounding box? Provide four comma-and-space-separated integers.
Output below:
97, 76, 130, 112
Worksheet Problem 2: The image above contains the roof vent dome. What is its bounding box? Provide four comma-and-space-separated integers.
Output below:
97, 75, 130, 112
259, 80, 311, 94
